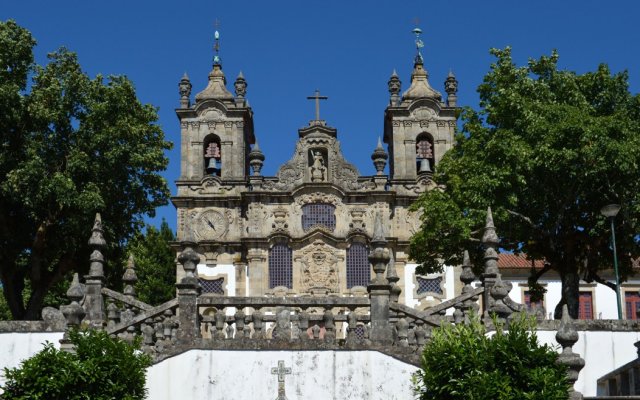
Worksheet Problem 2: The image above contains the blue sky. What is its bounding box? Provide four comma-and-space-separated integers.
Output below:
3, 1, 640, 232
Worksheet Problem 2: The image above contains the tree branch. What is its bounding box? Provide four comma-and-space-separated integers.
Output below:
589, 272, 617, 292
506, 209, 535, 227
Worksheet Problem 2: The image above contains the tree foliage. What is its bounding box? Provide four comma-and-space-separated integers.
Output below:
1, 329, 152, 399
0, 20, 172, 319
126, 220, 176, 306
413, 316, 569, 400
410, 47, 640, 318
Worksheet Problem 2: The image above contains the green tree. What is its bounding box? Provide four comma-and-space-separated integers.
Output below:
2, 329, 152, 399
0, 20, 172, 320
126, 220, 176, 306
410, 47, 640, 318
413, 316, 569, 400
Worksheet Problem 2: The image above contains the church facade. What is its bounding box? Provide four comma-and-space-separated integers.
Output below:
172, 33, 459, 309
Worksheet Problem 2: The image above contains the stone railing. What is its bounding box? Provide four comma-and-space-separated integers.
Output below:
55, 208, 587, 398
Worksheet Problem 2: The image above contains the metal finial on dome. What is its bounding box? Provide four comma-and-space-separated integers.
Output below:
213, 29, 221, 66
413, 27, 424, 64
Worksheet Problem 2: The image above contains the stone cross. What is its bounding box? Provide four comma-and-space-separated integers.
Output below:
271, 360, 292, 400
307, 89, 328, 121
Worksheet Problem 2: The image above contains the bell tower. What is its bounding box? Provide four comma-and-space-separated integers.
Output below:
383, 28, 458, 188
175, 29, 255, 183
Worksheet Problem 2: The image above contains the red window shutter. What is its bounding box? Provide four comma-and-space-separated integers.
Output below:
578, 292, 593, 320
625, 292, 640, 320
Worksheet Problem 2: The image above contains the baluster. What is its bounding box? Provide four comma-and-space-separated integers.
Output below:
453, 306, 464, 324
235, 310, 245, 340
215, 309, 226, 340
298, 310, 309, 341
323, 310, 335, 343
106, 300, 119, 329
291, 313, 301, 340
346, 312, 358, 343
141, 318, 155, 353
312, 324, 321, 340
226, 323, 235, 339
407, 323, 417, 346
244, 313, 252, 338
273, 308, 291, 340
252, 310, 264, 339
163, 310, 173, 347
396, 318, 409, 347
414, 320, 426, 347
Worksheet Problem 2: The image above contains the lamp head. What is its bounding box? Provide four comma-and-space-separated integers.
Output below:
600, 204, 621, 218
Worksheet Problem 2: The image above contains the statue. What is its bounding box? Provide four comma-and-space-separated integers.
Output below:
309, 150, 326, 182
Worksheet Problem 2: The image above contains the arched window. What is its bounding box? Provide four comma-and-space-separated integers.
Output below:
204, 135, 222, 176
346, 242, 370, 288
268, 244, 293, 289
301, 203, 336, 231
416, 133, 434, 174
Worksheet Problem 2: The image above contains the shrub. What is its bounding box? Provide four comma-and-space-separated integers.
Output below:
2, 329, 152, 400
413, 315, 570, 400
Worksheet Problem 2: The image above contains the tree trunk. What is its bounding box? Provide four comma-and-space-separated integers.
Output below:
2, 271, 26, 320
554, 269, 579, 319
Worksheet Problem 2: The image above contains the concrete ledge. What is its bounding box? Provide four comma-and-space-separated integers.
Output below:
0, 320, 64, 333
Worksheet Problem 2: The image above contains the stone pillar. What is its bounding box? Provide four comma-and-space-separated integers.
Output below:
367, 212, 393, 344
176, 241, 201, 344
247, 248, 266, 296
481, 207, 500, 317
556, 305, 585, 400
84, 213, 106, 328
234, 259, 247, 297
60, 273, 86, 352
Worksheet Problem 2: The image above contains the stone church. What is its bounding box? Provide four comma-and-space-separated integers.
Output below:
172, 29, 459, 308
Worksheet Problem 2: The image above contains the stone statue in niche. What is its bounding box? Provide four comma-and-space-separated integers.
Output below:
309, 150, 327, 182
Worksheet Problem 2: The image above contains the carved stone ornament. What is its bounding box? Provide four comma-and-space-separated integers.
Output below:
246, 203, 267, 236
262, 137, 373, 192
188, 176, 233, 195
271, 206, 289, 233
297, 240, 340, 294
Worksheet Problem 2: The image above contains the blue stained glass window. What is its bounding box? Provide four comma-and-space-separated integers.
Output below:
347, 243, 370, 288
269, 244, 293, 289
302, 204, 336, 231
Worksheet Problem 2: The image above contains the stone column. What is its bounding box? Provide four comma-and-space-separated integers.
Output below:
367, 212, 393, 344
176, 241, 201, 344
234, 259, 247, 297
60, 273, 86, 353
84, 213, 106, 328
247, 248, 266, 296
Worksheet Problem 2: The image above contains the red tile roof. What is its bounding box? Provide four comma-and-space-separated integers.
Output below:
497, 253, 545, 269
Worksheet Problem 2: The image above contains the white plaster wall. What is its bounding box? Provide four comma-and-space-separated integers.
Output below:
537, 330, 640, 396
404, 263, 418, 307
0, 332, 63, 393
146, 350, 419, 400
198, 263, 236, 296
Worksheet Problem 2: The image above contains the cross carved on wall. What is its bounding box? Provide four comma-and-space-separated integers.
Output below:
271, 360, 292, 400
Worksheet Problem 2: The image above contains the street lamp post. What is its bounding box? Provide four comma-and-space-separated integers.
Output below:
601, 204, 622, 320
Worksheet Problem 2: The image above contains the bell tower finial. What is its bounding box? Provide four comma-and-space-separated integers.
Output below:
213, 19, 222, 66
412, 25, 424, 64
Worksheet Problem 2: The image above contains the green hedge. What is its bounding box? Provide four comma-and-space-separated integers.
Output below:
2, 329, 152, 400
414, 315, 570, 400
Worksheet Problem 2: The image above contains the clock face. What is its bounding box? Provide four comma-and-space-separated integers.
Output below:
196, 210, 227, 240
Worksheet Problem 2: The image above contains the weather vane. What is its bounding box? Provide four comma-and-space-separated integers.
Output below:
412, 22, 424, 63
213, 19, 221, 65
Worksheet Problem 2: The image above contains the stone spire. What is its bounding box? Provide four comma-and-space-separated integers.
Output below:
402, 28, 442, 101
178, 72, 192, 108
234, 71, 247, 99
84, 213, 106, 328
60, 273, 86, 352
444, 70, 458, 107
195, 29, 233, 102
248, 140, 265, 176
556, 305, 585, 400
371, 137, 388, 175
122, 254, 138, 299
481, 207, 501, 317
387, 69, 401, 106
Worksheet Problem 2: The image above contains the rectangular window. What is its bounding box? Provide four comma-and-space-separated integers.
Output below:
578, 291, 594, 320
523, 291, 544, 311
625, 292, 640, 320
269, 244, 293, 289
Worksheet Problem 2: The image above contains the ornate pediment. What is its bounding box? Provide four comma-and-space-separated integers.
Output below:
262, 132, 373, 192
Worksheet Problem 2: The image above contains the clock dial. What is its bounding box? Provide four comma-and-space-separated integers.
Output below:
196, 210, 227, 240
